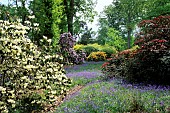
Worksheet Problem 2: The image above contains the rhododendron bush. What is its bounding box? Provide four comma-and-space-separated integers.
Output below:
102, 16, 170, 84
59, 33, 86, 64
101, 46, 139, 80
0, 20, 71, 112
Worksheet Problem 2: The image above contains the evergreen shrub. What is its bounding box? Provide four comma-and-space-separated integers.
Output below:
74, 43, 100, 57
73, 44, 84, 52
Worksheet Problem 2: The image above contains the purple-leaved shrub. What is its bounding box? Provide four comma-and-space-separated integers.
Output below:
102, 15, 170, 85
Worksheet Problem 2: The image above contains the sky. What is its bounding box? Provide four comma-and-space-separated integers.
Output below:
0, 0, 8, 5
0, 0, 113, 32
88, 0, 113, 32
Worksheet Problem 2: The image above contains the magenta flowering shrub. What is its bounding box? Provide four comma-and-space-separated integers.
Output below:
59, 33, 86, 64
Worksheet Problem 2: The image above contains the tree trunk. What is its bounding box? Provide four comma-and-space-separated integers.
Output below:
16, 0, 18, 7
69, 0, 74, 35
127, 11, 132, 49
127, 29, 132, 49
64, 0, 69, 32
64, 0, 74, 35
21, 0, 26, 24
43, 0, 53, 38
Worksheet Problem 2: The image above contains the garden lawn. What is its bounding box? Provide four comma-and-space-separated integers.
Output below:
55, 62, 170, 113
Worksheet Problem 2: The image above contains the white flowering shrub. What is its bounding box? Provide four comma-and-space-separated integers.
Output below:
24, 15, 40, 43
0, 20, 71, 112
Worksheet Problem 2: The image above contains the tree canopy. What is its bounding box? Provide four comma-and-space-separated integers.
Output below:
98, 0, 148, 48
63, 0, 97, 35
1, 0, 170, 49
0, 0, 97, 46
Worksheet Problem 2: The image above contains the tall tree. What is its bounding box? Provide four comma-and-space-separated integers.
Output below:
146, 0, 170, 19
52, 0, 64, 46
0, 4, 9, 20
63, 0, 97, 35
17, 0, 29, 24
107, 28, 126, 51
101, 0, 147, 48
0, 0, 30, 23
97, 14, 126, 51
63, 0, 74, 35
96, 15, 108, 45
29, 0, 63, 44
79, 27, 94, 45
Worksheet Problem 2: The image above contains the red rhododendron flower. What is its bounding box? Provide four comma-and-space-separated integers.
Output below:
107, 58, 113, 61
101, 62, 110, 68
158, 39, 168, 43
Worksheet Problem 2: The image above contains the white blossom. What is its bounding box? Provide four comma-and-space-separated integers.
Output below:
21, 76, 27, 80
9, 25, 15, 28
23, 26, 30, 30
7, 99, 15, 104
4, 21, 9, 25
24, 83, 29, 88
51, 90, 56, 94
28, 15, 35, 19
24, 21, 31, 25
17, 19, 22, 22
33, 23, 39, 26
1, 30, 5, 34
0, 86, 6, 92
0, 101, 4, 105
43, 36, 47, 40
47, 39, 52, 43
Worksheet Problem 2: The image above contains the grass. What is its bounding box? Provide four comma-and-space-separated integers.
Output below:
64, 61, 104, 73
64, 61, 104, 87
55, 61, 170, 113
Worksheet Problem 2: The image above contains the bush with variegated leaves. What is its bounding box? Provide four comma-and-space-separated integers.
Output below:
0, 20, 71, 112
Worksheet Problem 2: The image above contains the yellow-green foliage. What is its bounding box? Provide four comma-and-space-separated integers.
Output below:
87, 43, 103, 50
74, 43, 117, 58
0, 20, 71, 112
73, 44, 84, 51
130, 45, 139, 51
82, 46, 99, 56
87, 51, 107, 61
100, 45, 117, 58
